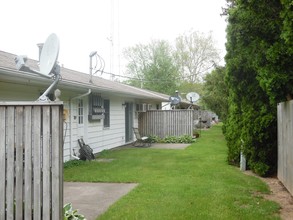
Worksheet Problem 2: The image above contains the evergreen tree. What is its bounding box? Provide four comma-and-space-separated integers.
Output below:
224, 0, 286, 176
202, 67, 228, 121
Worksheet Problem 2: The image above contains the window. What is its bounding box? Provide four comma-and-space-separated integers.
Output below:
103, 99, 110, 127
78, 99, 83, 124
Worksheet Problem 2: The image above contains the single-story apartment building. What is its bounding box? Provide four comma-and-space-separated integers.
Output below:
0, 50, 173, 161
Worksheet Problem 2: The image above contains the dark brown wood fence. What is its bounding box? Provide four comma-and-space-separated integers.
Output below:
138, 110, 194, 138
0, 102, 64, 220
277, 101, 293, 196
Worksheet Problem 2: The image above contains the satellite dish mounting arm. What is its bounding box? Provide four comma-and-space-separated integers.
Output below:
14, 56, 52, 78
37, 64, 61, 102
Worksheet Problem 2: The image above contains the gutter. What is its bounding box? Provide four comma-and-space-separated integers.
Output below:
0, 67, 50, 83
69, 89, 91, 160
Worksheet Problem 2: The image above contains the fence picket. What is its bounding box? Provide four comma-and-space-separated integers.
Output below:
0, 107, 6, 219
42, 106, 51, 220
15, 106, 24, 220
24, 106, 33, 219
6, 107, 15, 219
33, 106, 42, 219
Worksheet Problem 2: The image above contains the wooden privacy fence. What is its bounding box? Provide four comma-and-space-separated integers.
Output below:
277, 100, 293, 196
139, 110, 194, 138
0, 102, 63, 220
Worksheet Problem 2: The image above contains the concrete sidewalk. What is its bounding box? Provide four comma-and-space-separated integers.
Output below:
64, 182, 138, 220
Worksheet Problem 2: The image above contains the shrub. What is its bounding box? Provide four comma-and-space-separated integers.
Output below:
149, 135, 195, 144
148, 135, 162, 143
249, 161, 270, 177
164, 136, 178, 143
178, 135, 196, 143
63, 203, 86, 220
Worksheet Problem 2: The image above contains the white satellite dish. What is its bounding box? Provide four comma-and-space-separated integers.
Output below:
169, 96, 180, 105
14, 33, 61, 102
39, 33, 60, 76
186, 92, 200, 103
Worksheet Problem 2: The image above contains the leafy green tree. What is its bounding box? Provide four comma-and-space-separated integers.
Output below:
123, 43, 150, 88
123, 31, 222, 94
174, 30, 221, 83
202, 66, 228, 121
123, 40, 180, 95
224, 0, 290, 176
223, 101, 242, 165
143, 40, 180, 95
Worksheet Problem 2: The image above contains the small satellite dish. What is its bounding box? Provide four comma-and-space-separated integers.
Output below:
169, 96, 180, 105
186, 92, 200, 103
39, 33, 60, 77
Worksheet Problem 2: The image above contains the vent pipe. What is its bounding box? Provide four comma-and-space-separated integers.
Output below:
37, 43, 44, 61
89, 51, 97, 83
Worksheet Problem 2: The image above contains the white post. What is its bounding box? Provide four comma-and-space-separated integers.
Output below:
240, 151, 246, 171
240, 139, 246, 171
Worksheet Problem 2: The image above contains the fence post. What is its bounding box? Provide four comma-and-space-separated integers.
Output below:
278, 101, 293, 196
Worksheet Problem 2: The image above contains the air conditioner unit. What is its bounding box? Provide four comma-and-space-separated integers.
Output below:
88, 114, 105, 121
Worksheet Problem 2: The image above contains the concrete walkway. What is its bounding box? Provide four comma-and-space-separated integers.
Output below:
64, 182, 137, 220
149, 143, 190, 149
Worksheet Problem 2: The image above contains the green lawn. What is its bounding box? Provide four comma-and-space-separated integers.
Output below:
64, 125, 280, 220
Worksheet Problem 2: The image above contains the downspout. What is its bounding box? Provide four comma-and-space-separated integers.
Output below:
71, 89, 92, 100
69, 89, 91, 160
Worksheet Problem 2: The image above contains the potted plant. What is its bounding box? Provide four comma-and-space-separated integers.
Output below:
193, 130, 200, 138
